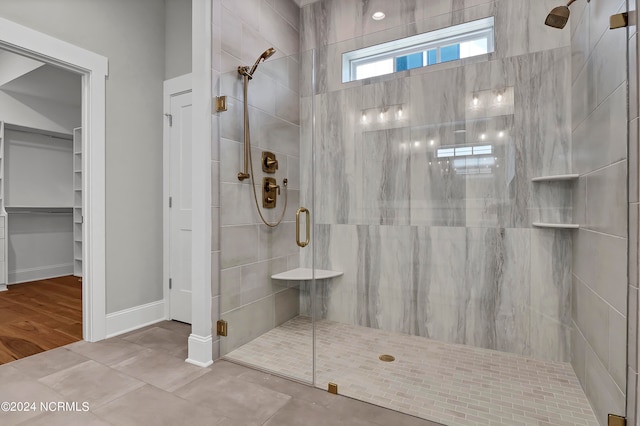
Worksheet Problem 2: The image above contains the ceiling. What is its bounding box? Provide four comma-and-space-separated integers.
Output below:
0, 50, 81, 107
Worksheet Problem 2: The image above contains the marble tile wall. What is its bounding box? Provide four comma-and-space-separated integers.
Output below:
299, 0, 575, 363
213, 0, 301, 356
570, 0, 629, 424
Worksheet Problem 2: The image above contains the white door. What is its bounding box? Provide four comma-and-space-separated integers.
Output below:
168, 89, 192, 323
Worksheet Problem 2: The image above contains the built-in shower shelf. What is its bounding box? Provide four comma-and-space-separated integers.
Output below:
532, 222, 580, 229
271, 268, 343, 281
531, 174, 579, 182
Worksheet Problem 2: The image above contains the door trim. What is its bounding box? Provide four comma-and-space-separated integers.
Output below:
0, 17, 108, 341
163, 73, 192, 321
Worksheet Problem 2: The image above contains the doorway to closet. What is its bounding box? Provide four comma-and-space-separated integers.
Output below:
0, 51, 83, 363
0, 15, 108, 346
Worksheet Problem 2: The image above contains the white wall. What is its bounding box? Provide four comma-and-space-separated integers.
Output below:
165, 0, 192, 80
0, 91, 80, 134
7, 212, 73, 284
0, 0, 166, 313
5, 129, 73, 208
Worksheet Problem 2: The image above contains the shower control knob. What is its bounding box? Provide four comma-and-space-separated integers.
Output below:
262, 151, 279, 173
264, 157, 278, 169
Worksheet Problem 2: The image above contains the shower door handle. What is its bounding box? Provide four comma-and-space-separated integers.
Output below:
296, 207, 310, 248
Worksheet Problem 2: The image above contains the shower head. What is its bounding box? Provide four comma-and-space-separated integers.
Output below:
545, 0, 579, 29
239, 47, 277, 79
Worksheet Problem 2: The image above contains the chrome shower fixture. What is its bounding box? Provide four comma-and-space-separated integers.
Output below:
238, 47, 276, 79
545, 0, 586, 29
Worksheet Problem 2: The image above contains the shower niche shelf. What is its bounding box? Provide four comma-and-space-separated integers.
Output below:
531, 174, 579, 182
532, 222, 580, 229
531, 173, 580, 229
271, 268, 343, 281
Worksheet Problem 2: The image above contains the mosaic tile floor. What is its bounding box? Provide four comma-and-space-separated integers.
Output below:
225, 316, 599, 426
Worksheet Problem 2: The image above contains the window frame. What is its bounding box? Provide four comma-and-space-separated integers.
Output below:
343, 17, 495, 83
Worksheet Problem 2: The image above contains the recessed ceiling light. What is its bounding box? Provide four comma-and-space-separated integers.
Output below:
372, 11, 386, 20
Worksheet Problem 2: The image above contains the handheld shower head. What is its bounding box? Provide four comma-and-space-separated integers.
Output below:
545, 0, 579, 29
260, 47, 276, 61
239, 47, 277, 79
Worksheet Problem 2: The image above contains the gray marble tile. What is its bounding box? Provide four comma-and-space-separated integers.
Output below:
530, 228, 572, 362
630, 286, 639, 372
571, 317, 587, 389
93, 385, 227, 426
39, 360, 145, 409
573, 228, 627, 314
274, 0, 301, 31
466, 228, 531, 355
66, 338, 147, 367
585, 160, 627, 238
221, 265, 242, 313
314, 88, 361, 224
275, 83, 300, 125
221, 182, 255, 226
573, 83, 627, 174
121, 326, 189, 359
258, 222, 298, 260
10, 347, 89, 379
301, 224, 358, 323
571, 0, 590, 83
24, 411, 110, 426
417, 226, 467, 343
360, 128, 411, 225
585, 343, 625, 425
356, 225, 415, 334
0, 366, 67, 425
220, 296, 275, 354
260, 0, 300, 56
409, 67, 465, 128
111, 349, 209, 392
609, 307, 627, 391
524, 48, 572, 177
275, 287, 300, 326
175, 372, 291, 425
259, 111, 301, 157
220, 225, 260, 268
241, 257, 289, 306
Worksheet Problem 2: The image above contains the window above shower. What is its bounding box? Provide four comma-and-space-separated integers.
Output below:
342, 17, 495, 82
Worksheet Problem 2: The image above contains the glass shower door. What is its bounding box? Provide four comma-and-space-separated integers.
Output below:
217, 50, 316, 385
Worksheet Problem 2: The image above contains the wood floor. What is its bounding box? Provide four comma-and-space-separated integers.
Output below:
0, 276, 82, 364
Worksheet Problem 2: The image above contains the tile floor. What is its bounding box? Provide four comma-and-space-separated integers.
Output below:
226, 316, 599, 426
0, 320, 439, 426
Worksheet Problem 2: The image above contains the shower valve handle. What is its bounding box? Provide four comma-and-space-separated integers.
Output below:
265, 180, 280, 195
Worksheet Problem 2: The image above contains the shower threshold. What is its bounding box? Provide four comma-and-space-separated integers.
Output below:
225, 316, 598, 426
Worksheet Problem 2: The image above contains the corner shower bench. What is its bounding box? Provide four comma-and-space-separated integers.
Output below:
271, 268, 343, 281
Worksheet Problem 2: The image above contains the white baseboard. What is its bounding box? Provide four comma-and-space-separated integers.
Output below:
9, 263, 74, 284
106, 300, 167, 338
0, 284, 6, 292
186, 333, 213, 367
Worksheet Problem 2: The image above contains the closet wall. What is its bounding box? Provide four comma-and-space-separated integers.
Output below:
4, 128, 75, 283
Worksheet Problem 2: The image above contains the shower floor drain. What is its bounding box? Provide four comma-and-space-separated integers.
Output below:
379, 354, 395, 362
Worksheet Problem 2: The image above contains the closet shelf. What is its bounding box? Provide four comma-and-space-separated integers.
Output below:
271, 268, 343, 281
6, 206, 73, 213
532, 222, 580, 229
531, 174, 579, 182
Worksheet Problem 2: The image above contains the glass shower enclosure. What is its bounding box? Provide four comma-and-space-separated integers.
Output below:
218, 1, 629, 424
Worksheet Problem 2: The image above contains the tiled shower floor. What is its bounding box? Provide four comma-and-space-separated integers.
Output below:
225, 316, 599, 426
